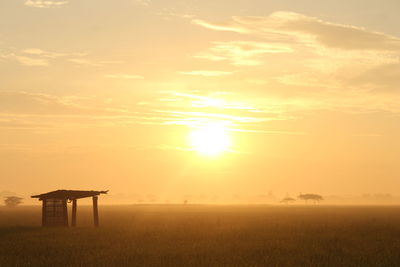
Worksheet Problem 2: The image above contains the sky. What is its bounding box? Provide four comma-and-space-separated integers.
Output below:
1, 0, 400, 203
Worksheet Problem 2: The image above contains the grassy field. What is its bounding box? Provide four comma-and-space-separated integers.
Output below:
1, 205, 400, 266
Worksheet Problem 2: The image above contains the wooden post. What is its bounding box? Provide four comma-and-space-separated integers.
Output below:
42, 199, 47, 227
93, 196, 99, 227
72, 199, 77, 227
62, 199, 69, 227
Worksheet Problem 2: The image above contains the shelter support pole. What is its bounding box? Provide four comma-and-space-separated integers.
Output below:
93, 196, 99, 227
62, 199, 69, 227
72, 199, 77, 227
42, 199, 47, 227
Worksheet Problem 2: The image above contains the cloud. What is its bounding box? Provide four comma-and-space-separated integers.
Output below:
195, 41, 293, 66
133, 0, 150, 7
22, 48, 64, 58
1, 47, 92, 67
193, 12, 400, 52
278, 13, 400, 51
0, 91, 135, 119
192, 19, 249, 34
15, 56, 48, 66
179, 70, 232, 77
3, 88, 399, 139
67, 58, 102, 66
351, 63, 400, 89
24, 0, 69, 8
0, 91, 88, 115
0, 91, 202, 130
166, 92, 262, 112
106, 74, 144, 79
20, 49, 110, 67
191, 11, 400, 99
161, 110, 269, 126
143, 91, 292, 134
0, 119, 52, 130
0, 90, 273, 137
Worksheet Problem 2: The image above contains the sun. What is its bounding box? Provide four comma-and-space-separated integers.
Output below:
189, 122, 231, 156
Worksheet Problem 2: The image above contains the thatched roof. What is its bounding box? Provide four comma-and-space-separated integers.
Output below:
31, 190, 108, 200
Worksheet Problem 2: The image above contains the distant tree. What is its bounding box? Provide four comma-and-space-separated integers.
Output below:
298, 193, 323, 204
280, 197, 296, 204
4, 196, 23, 207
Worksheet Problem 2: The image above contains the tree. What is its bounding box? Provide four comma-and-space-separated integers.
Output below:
298, 193, 323, 204
280, 197, 296, 204
4, 196, 23, 207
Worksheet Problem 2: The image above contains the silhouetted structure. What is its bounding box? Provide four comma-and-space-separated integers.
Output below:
31, 190, 108, 227
298, 193, 323, 204
4, 196, 23, 207
280, 197, 296, 204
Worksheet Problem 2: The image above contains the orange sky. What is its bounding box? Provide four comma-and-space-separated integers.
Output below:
1, 0, 400, 203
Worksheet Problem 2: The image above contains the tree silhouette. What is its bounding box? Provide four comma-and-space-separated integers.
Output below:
280, 197, 296, 204
4, 196, 23, 207
298, 193, 323, 204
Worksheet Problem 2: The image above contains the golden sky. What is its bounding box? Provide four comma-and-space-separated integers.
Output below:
1, 0, 400, 202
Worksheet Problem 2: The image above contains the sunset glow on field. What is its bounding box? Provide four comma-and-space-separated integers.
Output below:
1, 0, 400, 203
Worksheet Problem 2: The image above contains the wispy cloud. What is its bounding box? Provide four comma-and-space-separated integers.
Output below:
193, 12, 400, 52
0, 91, 89, 115
15, 56, 48, 66
137, 91, 292, 135
106, 74, 144, 79
1, 47, 97, 67
195, 41, 293, 66
67, 58, 102, 67
351, 63, 400, 89
192, 11, 400, 97
133, 0, 151, 7
192, 19, 249, 34
22, 48, 64, 58
3, 89, 398, 139
24, 0, 69, 8
0, 118, 52, 130
169, 92, 259, 112
179, 70, 232, 77
19, 49, 114, 68
161, 110, 269, 126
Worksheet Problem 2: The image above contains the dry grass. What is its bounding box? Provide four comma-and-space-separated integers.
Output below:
1, 205, 400, 266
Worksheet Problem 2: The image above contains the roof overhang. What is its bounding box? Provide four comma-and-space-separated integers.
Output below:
31, 190, 108, 200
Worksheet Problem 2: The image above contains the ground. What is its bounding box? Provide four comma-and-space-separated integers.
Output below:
1, 205, 400, 266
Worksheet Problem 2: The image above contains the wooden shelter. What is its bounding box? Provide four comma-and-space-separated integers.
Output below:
31, 190, 108, 227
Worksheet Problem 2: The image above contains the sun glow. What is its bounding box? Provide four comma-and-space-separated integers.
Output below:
189, 123, 231, 156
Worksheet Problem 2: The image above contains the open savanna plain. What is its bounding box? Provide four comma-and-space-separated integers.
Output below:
1, 205, 400, 266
